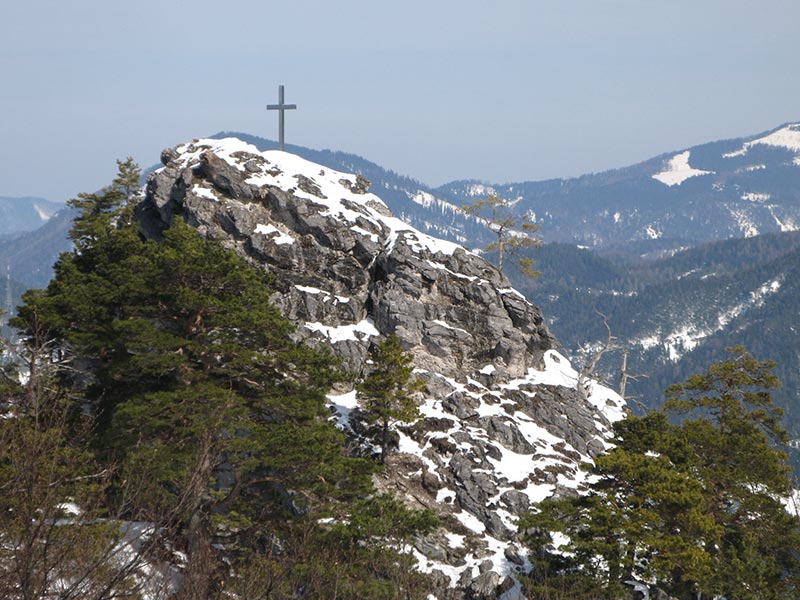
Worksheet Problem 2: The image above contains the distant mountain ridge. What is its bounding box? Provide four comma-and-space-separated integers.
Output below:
216, 123, 800, 255
0, 196, 65, 237
436, 122, 800, 248
4, 122, 799, 251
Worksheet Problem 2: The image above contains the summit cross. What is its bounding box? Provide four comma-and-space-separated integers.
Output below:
266, 85, 297, 152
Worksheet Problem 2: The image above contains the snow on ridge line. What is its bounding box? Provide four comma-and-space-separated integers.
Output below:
652, 151, 714, 187
174, 138, 471, 260
174, 138, 542, 314
724, 123, 800, 158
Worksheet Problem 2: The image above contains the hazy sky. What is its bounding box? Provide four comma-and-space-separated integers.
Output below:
2, 0, 799, 200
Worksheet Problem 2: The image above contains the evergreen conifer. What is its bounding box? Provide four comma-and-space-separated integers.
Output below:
522, 347, 800, 599
356, 334, 425, 462
10, 159, 435, 598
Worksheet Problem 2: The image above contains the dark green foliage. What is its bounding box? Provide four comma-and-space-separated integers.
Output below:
230, 495, 437, 599
662, 347, 799, 599
522, 348, 800, 599
66, 157, 141, 255
9, 159, 434, 598
356, 334, 426, 462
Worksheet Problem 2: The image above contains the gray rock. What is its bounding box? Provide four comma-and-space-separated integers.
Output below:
468, 571, 501, 599
135, 138, 624, 599
416, 537, 449, 562
479, 416, 536, 455
503, 546, 526, 566
501, 490, 531, 514
442, 391, 480, 420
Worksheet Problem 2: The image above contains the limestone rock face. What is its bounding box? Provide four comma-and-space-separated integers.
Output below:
137, 137, 627, 599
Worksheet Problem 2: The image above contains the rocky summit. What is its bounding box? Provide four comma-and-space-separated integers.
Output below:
137, 137, 627, 599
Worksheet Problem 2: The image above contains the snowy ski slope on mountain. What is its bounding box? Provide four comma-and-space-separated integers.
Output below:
651, 151, 714, 187
172, 137, 466, 258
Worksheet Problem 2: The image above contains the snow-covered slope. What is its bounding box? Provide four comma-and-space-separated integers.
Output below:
139, 137, 627, 598
724, 123, 800, 158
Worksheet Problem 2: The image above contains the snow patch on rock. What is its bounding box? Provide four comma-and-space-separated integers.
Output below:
304, 319, 380, 343
254, 223, 295, 245
174, 137, 469, 260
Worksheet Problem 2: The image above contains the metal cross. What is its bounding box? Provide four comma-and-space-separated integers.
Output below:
266, 85, 297, 151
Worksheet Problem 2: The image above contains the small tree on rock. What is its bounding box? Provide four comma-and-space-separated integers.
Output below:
460, 192, 541, 277
356, 335, 426, 463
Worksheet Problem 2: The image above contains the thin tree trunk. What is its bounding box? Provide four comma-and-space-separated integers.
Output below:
178, 440, 214, 600
619, 350, 629, 400
381, 417, 390, 463
497, 239, 504, 272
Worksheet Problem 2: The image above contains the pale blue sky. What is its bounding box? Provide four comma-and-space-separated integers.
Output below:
2, 0, 799, 200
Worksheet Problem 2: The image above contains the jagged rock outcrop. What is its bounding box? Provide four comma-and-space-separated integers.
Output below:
137, 138, 627, 599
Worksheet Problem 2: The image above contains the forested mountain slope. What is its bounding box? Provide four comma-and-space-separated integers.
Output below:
514, 232, 800, 438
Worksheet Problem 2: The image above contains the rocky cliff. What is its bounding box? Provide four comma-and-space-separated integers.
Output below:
137, 138, 627, 599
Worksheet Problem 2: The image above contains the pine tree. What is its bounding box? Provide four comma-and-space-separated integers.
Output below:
522, 348, 800, 599
67, 157, 141, 254
22, 216, 358, 596
356, 334, 425, 463
12, 159, 435, 598
522, 412, 714, 598
663, 346, 800, 599
460, 193, 541, 277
